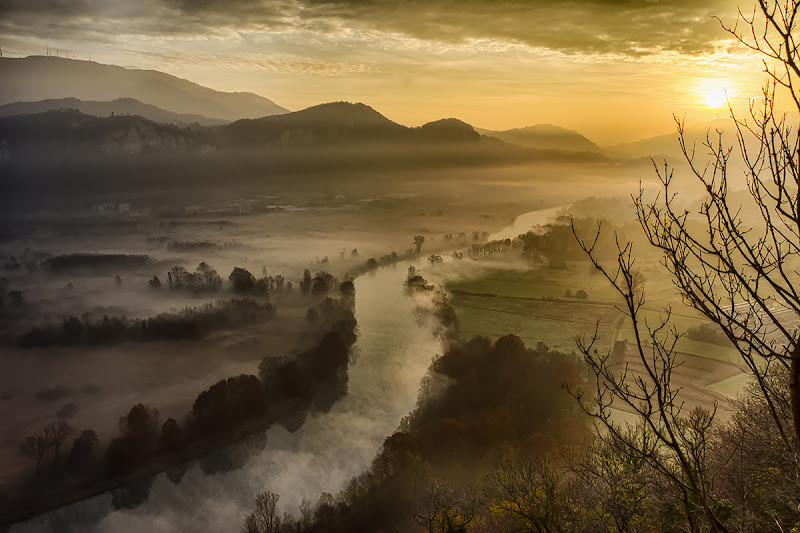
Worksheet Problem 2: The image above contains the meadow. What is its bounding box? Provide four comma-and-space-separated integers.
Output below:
445, 259, 749, 415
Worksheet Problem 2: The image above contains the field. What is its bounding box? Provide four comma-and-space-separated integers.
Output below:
445, 260, 750, 416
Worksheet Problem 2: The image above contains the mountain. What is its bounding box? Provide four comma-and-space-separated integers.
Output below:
416, 118, 481, 142
0, 103, 609, 207
0, 102, 616, 172
476, 124, 601, 153
0, 56, 288, 121
217, 102, 485, 147
604, 120, 734, 160
0, 103, 492, 161
0, 97, 228, 127
0, 109, 209, 157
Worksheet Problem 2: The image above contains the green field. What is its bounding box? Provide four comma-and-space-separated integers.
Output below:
451, 293, 623, 353
446, 261, 750, 407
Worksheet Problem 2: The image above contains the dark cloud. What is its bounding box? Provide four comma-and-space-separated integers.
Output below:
293, 0, 734, 55
0, 0, 735, 56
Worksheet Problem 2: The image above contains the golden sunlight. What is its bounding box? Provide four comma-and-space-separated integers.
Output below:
704, 88, 727, 108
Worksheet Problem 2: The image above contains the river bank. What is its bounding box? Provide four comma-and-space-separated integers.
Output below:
9, 207, 559, 533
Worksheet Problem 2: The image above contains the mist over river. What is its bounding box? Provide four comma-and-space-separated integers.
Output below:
11, 208, 556, 533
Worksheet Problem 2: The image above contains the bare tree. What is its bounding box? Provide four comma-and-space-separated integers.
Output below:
568, 231, 730, 533
20, 425, 54, 476
567, 436, 655, 533
486, 454, 575, 533
49, 420, 74, 462
412, 477, 480, 533
634, 0, 800, 452
298, 496, 313, 532
564, 1, 800, 530
242, 491, 283, 533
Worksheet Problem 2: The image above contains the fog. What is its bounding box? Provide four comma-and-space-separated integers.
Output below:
10, 256, 446, 532
0, 151, 721, 531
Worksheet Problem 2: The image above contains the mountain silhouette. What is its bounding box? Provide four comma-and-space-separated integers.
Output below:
476, 124, 600, 153
0, 102, 613, 172
217, 102, 484, 147
0, 109, 208, 157
0, 56, 287, 121
0, 97, 227, 127
416, 118, 481, 142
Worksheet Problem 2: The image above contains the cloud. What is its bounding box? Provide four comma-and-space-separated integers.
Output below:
304, 0, 739, 56
0, 0, 737, 57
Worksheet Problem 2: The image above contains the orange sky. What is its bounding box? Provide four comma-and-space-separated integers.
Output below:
0, 0, 770, 144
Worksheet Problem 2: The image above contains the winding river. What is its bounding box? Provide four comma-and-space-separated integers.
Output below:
11, 207, 559, 533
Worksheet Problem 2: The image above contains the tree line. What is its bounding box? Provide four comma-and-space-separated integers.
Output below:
16, 298, 275, 347
6, 280, 358, 525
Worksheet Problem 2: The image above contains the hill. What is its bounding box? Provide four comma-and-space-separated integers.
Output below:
0, 103, 494, 157
604, 119, 733, 160
216, 103, 485, 147
218, 102, 409, 147
0, 103, 610, 208
476, 124, 600, 153
0, 97, 228, 127
0, 56, 288, 121
0, 109, 209, 157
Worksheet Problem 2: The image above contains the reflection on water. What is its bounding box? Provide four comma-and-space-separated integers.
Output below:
13, 261, 441, 533
487, 206, 563, 241
13, 208, 559, 533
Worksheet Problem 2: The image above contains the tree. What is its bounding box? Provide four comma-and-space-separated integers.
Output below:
120, 403, 160, 448
148, 275, 161, 289
570, 230, 733, 533
48, 420, 74, 462
160, 418, 185, 451
414, 235, 426, 253
68, 429, 98, 469
20, 425, 53, 476
196, 262, 222, 291
487, 455, 574, 533
339, 280, 355, 308
167, 266, 188, 289
412, 477, 479, 533
242, 491, 283, 533
634, 0, 800, 450
311, 271, 336, 296
565, 2, 800, 530
230, 267, 257, 294
300, 269, 312, 295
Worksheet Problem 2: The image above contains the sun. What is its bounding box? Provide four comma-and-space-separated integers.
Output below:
704, 88, 727, 108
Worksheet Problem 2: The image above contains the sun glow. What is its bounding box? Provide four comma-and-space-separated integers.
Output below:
704, 88, 727, 108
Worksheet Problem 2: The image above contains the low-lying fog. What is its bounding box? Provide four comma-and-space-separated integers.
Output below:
1, 161, 656, 530
12, 259, 444, 532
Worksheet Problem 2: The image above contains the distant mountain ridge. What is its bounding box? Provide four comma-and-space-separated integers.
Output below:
0, 102, 611, 169
217, 103, 485, 147
0, 103, 491, 158
603, 120, 733, 160
0, 56, 288, 121
0, 97, 228, 127
476, 124, 601, 153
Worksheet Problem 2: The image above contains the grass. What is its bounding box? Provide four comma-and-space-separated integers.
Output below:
446, 261, 749, 404
453, 295, 622, 353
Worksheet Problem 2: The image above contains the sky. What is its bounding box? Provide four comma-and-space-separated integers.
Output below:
0, 0, 772, 144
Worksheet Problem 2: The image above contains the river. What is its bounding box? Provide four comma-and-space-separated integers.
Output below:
11, 207, 559, 533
